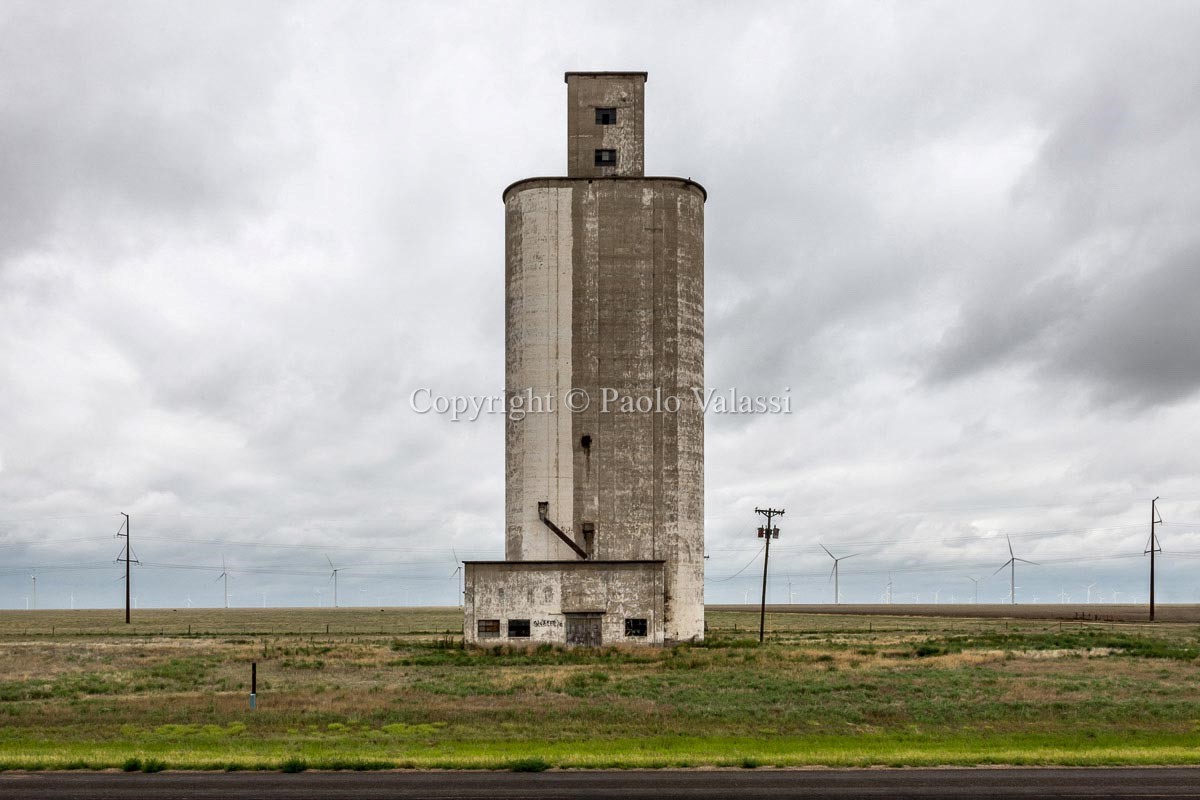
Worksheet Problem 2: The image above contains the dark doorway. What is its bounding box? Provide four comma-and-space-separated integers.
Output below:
565, 613, 603, 647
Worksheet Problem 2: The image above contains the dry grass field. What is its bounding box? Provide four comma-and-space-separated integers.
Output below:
713, 603, 1200, 623
0, 606, 1198, 770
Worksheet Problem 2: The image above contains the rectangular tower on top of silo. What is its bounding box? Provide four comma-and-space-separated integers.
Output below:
465, 71, 706, 646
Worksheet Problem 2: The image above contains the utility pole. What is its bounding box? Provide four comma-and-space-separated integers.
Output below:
1146, 496, 1162, 621
117, 512, 137, 624
754, 507, 784, 643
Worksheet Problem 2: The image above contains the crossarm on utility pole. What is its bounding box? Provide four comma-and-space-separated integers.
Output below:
538, 502, 589, 560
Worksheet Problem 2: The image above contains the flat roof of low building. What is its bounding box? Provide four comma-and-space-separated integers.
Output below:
464, 559, 665, 566
564, 71, 648, 82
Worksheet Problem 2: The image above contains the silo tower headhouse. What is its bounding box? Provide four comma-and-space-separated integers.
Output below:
465, 72, 706, 646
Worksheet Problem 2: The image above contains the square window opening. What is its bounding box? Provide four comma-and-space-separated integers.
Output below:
595, 107, 617, 125
595, 149, 617, 167
477, 619, 500, 638
508, 619, 531, 638
625, 618, 648, 637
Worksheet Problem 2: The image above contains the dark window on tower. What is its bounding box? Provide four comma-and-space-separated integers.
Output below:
508, 619, 531, 638
595, 107, 617, 125
582, 522, 595, 559
595, 149, 617, 167
625, 618, 648, 637
477, 619, 500, 638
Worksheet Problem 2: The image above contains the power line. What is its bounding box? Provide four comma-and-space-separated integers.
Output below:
0, 536, 114, 550
132, 534, 496, 554
704, 552, 1144, 584
708, 545, 765, 582
709, 524, 1146, 554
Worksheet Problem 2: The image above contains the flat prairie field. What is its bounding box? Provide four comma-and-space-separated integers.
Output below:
0, 606, 1198, 770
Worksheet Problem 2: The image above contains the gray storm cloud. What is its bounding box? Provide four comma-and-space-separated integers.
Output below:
1, 0, 1198, 608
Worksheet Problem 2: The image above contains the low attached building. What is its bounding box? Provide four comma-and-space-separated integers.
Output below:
465, 560, 666, 646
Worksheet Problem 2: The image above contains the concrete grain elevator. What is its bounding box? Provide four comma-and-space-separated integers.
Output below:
465, 72, 705, 645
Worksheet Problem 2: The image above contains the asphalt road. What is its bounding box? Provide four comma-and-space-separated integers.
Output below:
2, 768, 1199, 799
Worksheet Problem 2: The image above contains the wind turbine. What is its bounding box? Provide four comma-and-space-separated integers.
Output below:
820, 544, 859, 604
966, 575, 982, 604
326, 556, 342, 608
30, 574, 37, 610
216, 556, 230, 609
1082, 582, 1096, 604
451, 548, 463, 608
992, 535, 1036, 605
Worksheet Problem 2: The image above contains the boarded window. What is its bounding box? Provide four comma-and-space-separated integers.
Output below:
595, 149, 617, 167
508, 619, 531, 638
477, 619, 500, 638
625, 618, 648, 637
595, 107, 617, 125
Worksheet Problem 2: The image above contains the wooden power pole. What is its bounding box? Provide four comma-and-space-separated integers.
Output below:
1147, 497, 1162, 621
117, 513, 137, 624
755, 507, 784, 643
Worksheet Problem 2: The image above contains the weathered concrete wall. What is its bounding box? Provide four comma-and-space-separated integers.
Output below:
565, 72, 646, 178
567, 179, 705, 642
504, 186, 578, 561
504, 177, 705, 642
464, 560, 665, 645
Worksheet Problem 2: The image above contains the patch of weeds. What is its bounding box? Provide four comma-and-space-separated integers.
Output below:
281, 659, 326, 670
320, 758, 395, 771
740, 757, 760, 768
381, 722, 447, 736
508, 757, 550, 772
561, 670, 612, 696
280, 756, 308, 773
913, 643, 949, 658
122, 757, 141, 772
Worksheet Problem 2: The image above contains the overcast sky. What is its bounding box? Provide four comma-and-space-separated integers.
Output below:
2, 1, 1199, 609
